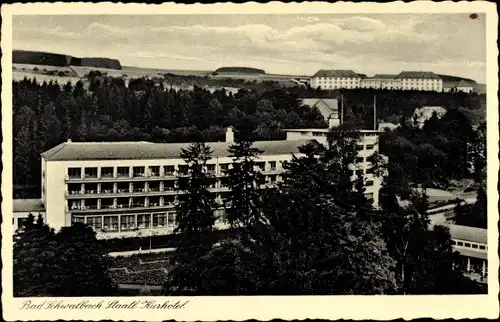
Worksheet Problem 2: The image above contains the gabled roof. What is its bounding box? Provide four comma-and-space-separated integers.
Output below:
300, 98, 338, 121
312, 69, 361, 78
41, 139, 317, 161
395, 71, 441, 79
13, 199, 45, 213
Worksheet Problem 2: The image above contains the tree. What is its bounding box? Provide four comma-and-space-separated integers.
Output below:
14, 217, 116, 297
51, 223, 117, 296
225, 119, 265, 239
14, 214, 58, 297
163, 141, 216, 295
260, 126, 396, 295
454, 184, 487, 229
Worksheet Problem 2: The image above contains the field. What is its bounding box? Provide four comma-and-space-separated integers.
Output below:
13, 71, 82, 85
13, 63, 75, 74
123, 66, 212, 78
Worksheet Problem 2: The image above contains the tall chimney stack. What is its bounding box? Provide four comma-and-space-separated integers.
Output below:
226, 127, 234, 143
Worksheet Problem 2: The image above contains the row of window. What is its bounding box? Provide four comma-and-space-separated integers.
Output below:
67, 175, 283, 197
452, 239, 487, 250
68, 191, 238, 211
68, 162, 282, 179
315, 77, 360, 81
72, 212, 178, 232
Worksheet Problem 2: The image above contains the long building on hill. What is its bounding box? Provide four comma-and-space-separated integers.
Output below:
14, 126, 382, 239
309, 69, 475, 93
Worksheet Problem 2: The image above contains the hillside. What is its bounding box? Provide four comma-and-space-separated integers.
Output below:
13, 50, 71, 67
438, 74, 477, 84
13, 50, 123, 71
214, 67, 265, 74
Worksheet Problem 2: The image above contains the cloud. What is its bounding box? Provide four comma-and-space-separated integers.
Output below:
12, 15, 486, 82
299, 16, 320, 23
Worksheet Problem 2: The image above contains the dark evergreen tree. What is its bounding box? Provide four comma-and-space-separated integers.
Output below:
52, 223, 117, 296
225, 118, 265, 238
163, 141, 216, 295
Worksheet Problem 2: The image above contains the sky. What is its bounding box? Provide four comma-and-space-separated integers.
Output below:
12, 14, 486, 83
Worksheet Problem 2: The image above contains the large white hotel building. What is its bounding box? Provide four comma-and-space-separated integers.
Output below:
15, 125, 383, 239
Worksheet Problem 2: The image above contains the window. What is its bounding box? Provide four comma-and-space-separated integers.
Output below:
313, 132, 323, 137
178, 165, 189, 175
137, 214, 151, 229
87, 216, 102, 231
365, 180, 374, 187
355, 169, 364, 177
68, 183, 81, 195
457, 241, 464, 246
149, 166, 160, 177
269, 161, 277, 171
153, 213, 168, 228
206, 164, 216, 174
356, 157, 365, 163
464, 243, 471, 247
356, 145, 364, 151
84, 167, 98, 178
472, 244, 478, 249
68, 167, 81, 179
17, 217, 29, 230
167, 212, 176, 226
103, 216, 118, 232
366, 144, 375, 150
120, 215, 136, 231
219, 164, 229, 173
479, 245, 486, 250
101, 167, 114, 178
133, 167, 145, 177
117, 167, 129, 178
269, 175, 277, 183
164, 166, 175, 176
451, 240, 456, 245
72, 216, 85, 224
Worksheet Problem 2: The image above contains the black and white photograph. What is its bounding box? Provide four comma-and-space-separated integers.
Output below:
2, 2, 498, 320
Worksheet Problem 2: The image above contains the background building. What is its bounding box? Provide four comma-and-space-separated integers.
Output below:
12, 199, 46, 233
395, 71, 443, 92
361, 74, 400, 90
309, 70, 362, 90
442, 224, 488, 284
300, 98, 339, 127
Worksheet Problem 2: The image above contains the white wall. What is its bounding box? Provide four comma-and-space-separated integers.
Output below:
45, 153, 302, 233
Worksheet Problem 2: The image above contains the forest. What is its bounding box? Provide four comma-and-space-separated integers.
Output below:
13, 76, 486, 199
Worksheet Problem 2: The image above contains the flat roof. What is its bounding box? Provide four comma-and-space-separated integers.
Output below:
42, 139, 318, 161
13, 199, 45, 213
453, 247, 488, 260
441, 224, 487, 244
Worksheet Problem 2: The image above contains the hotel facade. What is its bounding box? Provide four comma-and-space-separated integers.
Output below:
15, 126, 383, 239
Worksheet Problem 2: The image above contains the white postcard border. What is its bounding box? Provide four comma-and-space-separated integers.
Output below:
2, 2, 499, 320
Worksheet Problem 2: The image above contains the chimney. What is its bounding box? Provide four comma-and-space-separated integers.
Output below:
67, 139, 72, 143
225, 127, 234, 143
328, 117, 340, 129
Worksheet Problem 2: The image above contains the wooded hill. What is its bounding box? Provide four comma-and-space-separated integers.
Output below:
214, 67, 265, 74
13, 50, 122, 70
